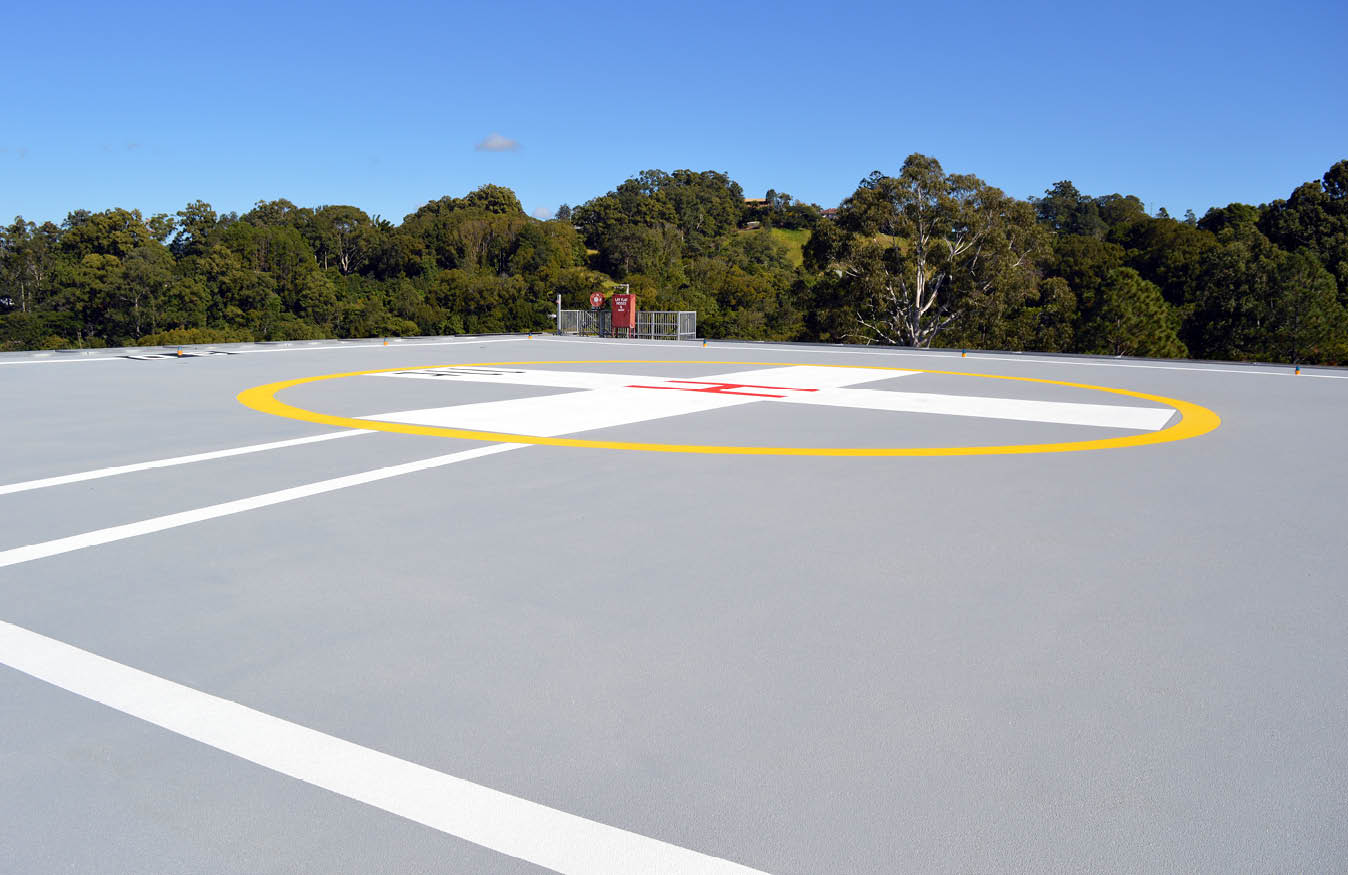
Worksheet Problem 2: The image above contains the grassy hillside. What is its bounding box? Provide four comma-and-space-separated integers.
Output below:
770, 227, 811, 267
737, 226, 812, 268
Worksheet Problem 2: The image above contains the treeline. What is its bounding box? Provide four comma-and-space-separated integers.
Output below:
2, 159, 1346, 364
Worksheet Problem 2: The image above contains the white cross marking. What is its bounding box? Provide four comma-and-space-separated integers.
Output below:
369, 366, 1174, 433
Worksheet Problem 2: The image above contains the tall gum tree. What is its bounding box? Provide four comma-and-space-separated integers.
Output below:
808, 154, 1046, 348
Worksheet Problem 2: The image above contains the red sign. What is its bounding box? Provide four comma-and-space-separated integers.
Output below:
611, 293, 635, 329
589, 292, 605, 309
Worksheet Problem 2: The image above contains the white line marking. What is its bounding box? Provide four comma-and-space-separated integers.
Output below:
367, 387, 762, 436
0, 336, 524, 366
0, 355, 128, 365
0, 443, 524, 569
238, 336, 524, 356
0, 431, 372, 496
0, 620, 768, 875
375, 366, 657, 390
779, 388, 1174, 430
681, 366, 915, 388
934, 352, 1348, 379
532, 336, 1348, 379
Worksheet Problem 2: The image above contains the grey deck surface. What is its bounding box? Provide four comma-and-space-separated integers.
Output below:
2, 336, 1345, 873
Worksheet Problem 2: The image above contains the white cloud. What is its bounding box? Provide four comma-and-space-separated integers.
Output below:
531, 206, 553, 220
475, 132, 520, 152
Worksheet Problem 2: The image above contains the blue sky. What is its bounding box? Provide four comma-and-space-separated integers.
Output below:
4, 0, 1345, 226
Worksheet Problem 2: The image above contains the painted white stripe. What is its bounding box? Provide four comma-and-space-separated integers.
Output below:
685, 366, 917, 388
374, 366, 653, 390
778, 387, 1175, 431
238, 336, 524, 356
366, 387, 763, 436
532, 336, 1348, 379
0, 336, 524, 366
929, 352, 1348, 380
0, 355, 128, 365
0, 443, 523, 569
0, 430, 371, 496
0, 620, 768, 875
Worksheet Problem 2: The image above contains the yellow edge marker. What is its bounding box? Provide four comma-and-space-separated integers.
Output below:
237, 360, 1221, 457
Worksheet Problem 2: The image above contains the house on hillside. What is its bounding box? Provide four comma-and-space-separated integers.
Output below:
741, 198, 768, 230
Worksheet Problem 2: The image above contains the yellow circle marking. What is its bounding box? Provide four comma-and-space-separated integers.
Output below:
237, 360, 1220, 457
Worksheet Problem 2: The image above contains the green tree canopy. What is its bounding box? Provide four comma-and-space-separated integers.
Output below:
806, 154, 1046, 347
1076, 267, 1187, 358
6, 156, 1348, 362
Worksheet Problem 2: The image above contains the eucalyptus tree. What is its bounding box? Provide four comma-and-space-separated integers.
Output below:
806, 154, 1046, 348
1, 217, 58, 315
308, 205, 375, 275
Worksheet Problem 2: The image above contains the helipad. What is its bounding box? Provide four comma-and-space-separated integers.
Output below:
1, 335, 1344, 873
239, 360, 1219, 455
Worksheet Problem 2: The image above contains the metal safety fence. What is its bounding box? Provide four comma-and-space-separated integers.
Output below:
557, 310, 697, 341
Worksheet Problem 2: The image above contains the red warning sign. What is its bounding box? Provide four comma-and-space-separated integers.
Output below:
589, 292, 605, 309
611, 293, 635, 329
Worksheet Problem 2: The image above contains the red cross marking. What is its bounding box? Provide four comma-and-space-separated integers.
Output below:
625, 380, 819, 399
